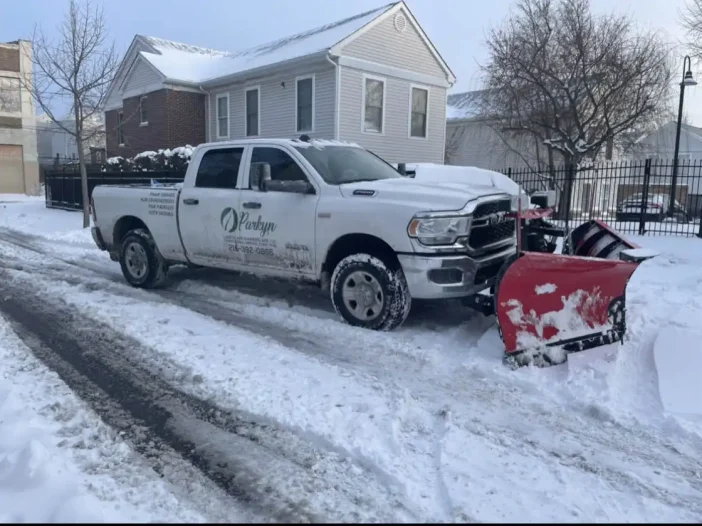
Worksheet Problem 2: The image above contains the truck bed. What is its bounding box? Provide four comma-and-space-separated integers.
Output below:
91, 185, 187, 263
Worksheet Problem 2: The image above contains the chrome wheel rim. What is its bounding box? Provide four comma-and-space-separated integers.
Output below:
125, 242, 148, 279
341, 270, 384, 321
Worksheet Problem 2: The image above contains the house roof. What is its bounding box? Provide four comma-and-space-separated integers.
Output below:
137, 3, 397, 85
446, 89, 487, 122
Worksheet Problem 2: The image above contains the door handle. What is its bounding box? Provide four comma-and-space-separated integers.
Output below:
243, 201, 262, 209
183, 198, 199, 205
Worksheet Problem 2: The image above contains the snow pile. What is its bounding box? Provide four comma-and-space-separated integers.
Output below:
0, 382, 109, 523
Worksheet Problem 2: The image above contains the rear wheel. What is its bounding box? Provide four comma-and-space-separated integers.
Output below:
330, 253, 411, 331
119, 228, 168, 289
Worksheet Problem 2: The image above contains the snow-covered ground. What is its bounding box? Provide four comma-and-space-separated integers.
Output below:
2, 195, 702, 522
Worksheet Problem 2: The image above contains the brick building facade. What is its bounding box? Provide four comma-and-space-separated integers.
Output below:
105, 89, 205, 158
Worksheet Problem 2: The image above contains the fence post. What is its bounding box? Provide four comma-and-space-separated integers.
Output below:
639, 159, 651, 236
563, 163, 575, 252
507, 166, 512, 181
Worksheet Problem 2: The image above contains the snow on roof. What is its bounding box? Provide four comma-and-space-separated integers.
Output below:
446, 90, 487, 121
139, 3, 396, 84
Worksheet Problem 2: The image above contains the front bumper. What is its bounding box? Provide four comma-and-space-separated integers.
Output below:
398, 246, 514, 300
91, 226, 107, 251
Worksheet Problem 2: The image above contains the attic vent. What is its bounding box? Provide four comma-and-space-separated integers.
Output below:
394, 13, 407, 33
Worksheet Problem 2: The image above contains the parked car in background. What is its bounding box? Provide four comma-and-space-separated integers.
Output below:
615, 193, 690, 223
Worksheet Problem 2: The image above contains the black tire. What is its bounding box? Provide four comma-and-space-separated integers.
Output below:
119, 228, 168, 289
330, 253, 411, 331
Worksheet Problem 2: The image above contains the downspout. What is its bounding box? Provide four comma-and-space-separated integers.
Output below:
199, 84, 209, 143
326, 53, 340, 140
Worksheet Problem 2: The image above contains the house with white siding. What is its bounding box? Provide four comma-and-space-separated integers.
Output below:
103, 1, 455, 165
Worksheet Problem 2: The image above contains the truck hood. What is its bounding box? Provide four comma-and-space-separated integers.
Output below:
339, 178, 508, 212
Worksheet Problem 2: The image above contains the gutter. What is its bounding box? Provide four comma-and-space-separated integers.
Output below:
326, 52, 341, 140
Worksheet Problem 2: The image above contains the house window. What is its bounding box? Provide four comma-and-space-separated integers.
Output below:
296, 76, 314, 132
117, 111, 124, 146
139, 96, 148, 125
216, 94, 229, 139
410, 86, 428, 138
363, 76, 385, 134
195, 147, 244, 189
246, 87, 260, 137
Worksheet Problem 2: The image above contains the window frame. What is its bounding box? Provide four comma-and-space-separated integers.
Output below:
248, 145, 312, 191
194, 146, 245, 189
361, 74, 386, 136
408, 84, 429, 139
117, 110, 124, 147
138, 95, 148, 126
295, 74, 315, 133
215, 93, 230, 140
245, 86, 261, 137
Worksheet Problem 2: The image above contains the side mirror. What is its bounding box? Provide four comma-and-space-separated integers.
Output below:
263, 179, 315, 194
530, 190, 556, 209
250, 162, 271, 191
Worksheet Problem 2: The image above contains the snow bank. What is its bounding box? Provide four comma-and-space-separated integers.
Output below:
0, 315, 210, 523
0, 382, 109, 523
0, 199, 86, 235
653, 326, 702, 417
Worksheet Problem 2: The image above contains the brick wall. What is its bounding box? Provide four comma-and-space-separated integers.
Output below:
105, 88, 206, 158
0, 46, 20, 73
166, 90, 206, 149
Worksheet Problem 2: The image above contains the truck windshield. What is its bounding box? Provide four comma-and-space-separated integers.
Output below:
294, 145, 402, 185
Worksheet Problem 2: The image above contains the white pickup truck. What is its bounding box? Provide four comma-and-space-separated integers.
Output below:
90, 138, 523, 331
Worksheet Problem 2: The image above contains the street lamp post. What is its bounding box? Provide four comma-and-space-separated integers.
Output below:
670, 55, 697, 216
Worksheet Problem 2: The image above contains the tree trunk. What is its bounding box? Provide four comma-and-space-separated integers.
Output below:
73, 97, 90, 229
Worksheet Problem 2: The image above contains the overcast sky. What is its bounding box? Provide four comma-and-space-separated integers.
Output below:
2, 0, 702, 123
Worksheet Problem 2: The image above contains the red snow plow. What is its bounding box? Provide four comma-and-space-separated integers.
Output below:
467, 200, 658, 368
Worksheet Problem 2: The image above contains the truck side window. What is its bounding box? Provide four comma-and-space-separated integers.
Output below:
195, 148, 244, 189
250, 147, 307, 187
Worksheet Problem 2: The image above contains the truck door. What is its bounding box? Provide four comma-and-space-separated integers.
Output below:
178, 146, 246, 267
237, 145, 319, 275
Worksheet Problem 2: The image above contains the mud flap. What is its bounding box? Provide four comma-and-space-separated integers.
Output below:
496, 252, 641, 367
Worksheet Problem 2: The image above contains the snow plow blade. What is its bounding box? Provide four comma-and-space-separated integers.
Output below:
495, 251, 645, 368
565, 219, 639, 259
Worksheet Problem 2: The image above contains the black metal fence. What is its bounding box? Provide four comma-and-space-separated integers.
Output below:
44, 170, 185, 211
503, 158, 702, 238
44, 159, 702, 238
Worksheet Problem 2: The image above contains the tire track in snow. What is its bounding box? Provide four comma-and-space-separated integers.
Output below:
5, 228, 702, 520
0, 267, 411, 523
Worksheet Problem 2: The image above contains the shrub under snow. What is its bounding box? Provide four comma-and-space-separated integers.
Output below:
102, 145, 194, 173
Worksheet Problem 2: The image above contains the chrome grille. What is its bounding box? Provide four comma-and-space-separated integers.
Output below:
473, 199, 511, 218
468, 198, 515, 251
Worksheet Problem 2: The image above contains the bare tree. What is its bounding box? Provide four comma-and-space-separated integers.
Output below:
480, 0, 673, 191
681, 0, 702, 59
21, 0, 118, 227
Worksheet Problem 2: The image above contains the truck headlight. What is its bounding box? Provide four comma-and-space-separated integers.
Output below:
407, 215, 470, 245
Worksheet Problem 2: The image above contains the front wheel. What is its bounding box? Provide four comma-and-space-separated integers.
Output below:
330, 254, 411, 331
119, 228, 168, 289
